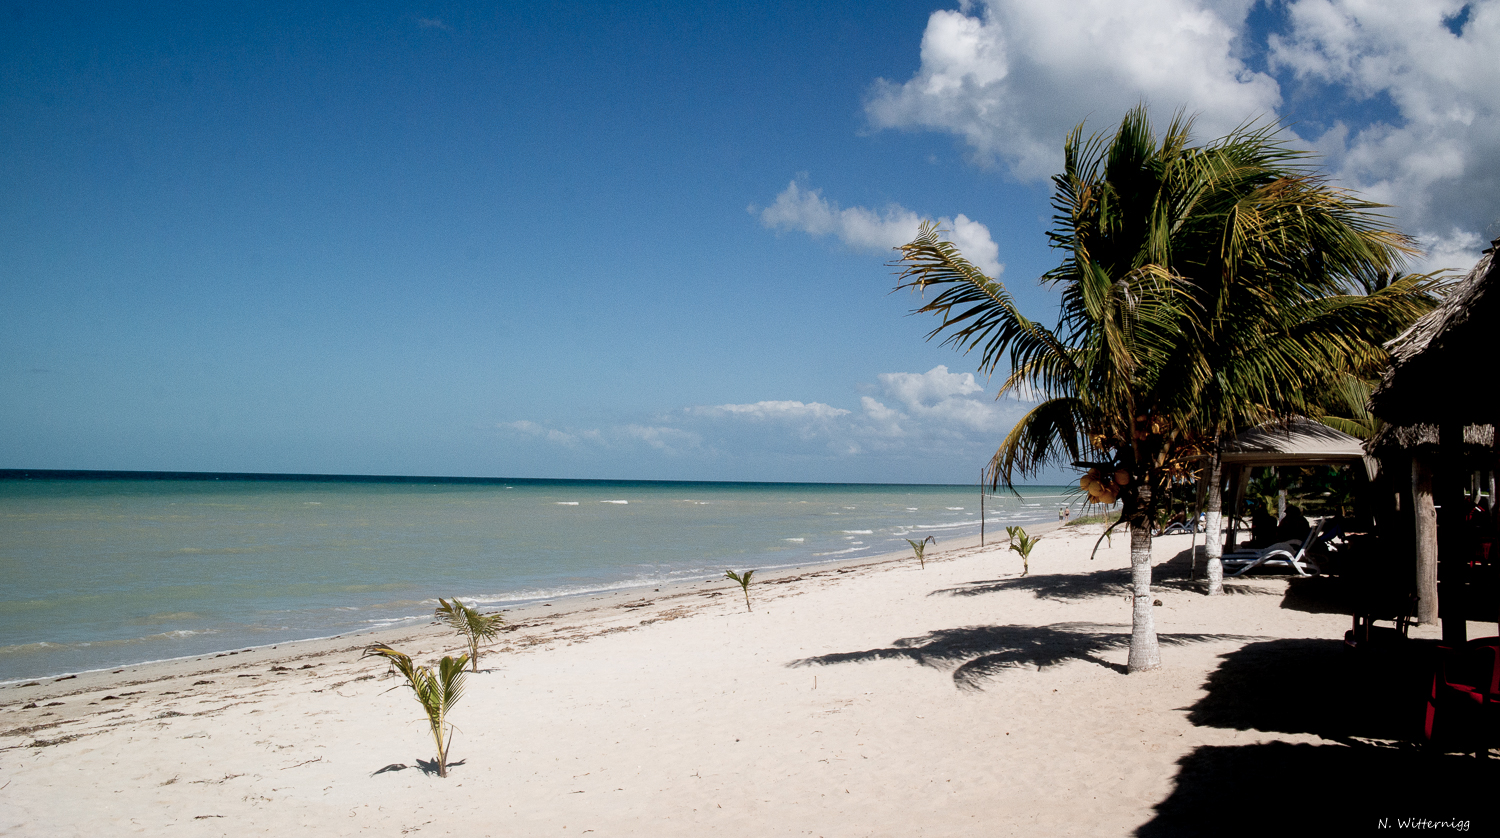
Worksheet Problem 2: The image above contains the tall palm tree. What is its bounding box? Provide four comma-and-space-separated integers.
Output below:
893, 107, 1427, 669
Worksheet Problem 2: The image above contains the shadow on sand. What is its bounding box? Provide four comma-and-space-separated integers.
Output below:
1139, 742, 1494, 837
790, 622, 1256, 687
934, 544, 1279, 602
1138, 636, 1495, 835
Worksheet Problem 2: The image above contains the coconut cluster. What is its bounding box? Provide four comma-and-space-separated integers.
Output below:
1079, 467, 1129, 505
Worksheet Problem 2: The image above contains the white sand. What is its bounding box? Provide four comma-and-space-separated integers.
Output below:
0, 524, 1473, 835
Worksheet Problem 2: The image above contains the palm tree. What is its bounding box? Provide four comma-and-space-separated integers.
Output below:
436, 597, 505, 673
364, 644, 468, 777
893, 107, 1426, 669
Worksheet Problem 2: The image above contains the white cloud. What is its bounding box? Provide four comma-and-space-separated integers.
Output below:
498, 368, 1037, 474
865, 0, 1281, 180
878, 366, 983, 407
501, 420, 578, 446
756, 180, 1003, 276
1268, 0, 1500, 269
686, 399, 852, 421
500, 420, 694, 454
875, 365, 1012, 432
619, 424, 702, 453
857, 0, 1499, 273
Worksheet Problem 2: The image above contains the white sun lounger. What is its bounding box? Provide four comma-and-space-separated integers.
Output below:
1221, 520, 1323, 577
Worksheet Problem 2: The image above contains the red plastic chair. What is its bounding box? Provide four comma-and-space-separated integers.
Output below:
1424, 636, 1500, 753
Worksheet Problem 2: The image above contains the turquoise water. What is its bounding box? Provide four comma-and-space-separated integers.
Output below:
0, 473, 1068, 681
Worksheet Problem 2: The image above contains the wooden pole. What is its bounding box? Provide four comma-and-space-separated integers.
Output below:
1412, 453, 1440, 627
979, 468, 985, 547
1436, 421, 1468, 644
1226, 466, 1252, 551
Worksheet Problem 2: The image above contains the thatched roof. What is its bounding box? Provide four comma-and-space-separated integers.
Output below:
1369, 238, 1500, 426
1366, 422, 1495, 454
1220, 417, 1367, 466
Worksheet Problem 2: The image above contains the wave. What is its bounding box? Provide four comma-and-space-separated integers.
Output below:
813, 546, 872, 556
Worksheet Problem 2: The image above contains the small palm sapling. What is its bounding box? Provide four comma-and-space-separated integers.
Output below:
905, 535, 937, 569
1006, 526, 1041, 576
364, 644, 468, 778
725, 569, 755, 612
435, 597, 505, 672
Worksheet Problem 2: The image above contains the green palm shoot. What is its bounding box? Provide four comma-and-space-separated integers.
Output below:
435, 597, 505, 672
906, 535, 937, 569
364, 644, 468, 778
725, 569, 755, 612
1006, 526, 1040, 576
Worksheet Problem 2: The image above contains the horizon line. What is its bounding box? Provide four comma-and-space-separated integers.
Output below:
0, 468, 1066, 490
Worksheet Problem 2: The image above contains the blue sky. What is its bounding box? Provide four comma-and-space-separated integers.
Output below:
3, 1, 1497, 484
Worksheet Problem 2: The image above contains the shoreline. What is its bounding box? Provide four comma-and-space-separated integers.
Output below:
2, 519, 1073, 688
1, 523, 1077, 697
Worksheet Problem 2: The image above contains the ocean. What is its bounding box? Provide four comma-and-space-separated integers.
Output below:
0, 472, 1069, 682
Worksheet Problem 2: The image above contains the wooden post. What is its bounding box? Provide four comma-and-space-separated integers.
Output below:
1226, 465, 1252, 551
979, 468, 985, 547
1412, 454, 1440, 627
1436, 422, 1468, 645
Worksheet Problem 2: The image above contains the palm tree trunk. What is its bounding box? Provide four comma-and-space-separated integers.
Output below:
1128, 519, 1161, 672
1203, 448, 1225, 595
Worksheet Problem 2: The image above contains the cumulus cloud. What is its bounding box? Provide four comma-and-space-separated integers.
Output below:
857, 0, 1499, 272
866, 365, 1015, 433
865, 0, 1282, 180
1268, 0, 1500, 271
757, 180, 1003, 277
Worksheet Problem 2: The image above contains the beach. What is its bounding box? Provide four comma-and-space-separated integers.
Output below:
2, 522, 1489, 836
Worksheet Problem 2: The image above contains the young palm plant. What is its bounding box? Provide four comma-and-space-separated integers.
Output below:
725, 569, 755, 612
1005, 526, 1041, 576
435, 597, 505, 673
363, 644, 468, 777
905, 535, 937, 569
894, 106, 1426, 670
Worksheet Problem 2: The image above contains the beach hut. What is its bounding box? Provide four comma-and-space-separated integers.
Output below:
1368, 237, 1500, 642
1207, 418, 1370, 554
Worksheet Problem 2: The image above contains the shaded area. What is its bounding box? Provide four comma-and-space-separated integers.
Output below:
1188, 638, 1436, 743
935, 546, 1276, 602
1143, 637, 1497, 835
1138, 742, 1495, 837
932, 568, 1132, 602
790, 623, 1256, 688
1278, 573, 1355, 615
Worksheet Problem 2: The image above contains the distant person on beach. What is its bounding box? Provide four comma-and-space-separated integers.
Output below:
1063, 506, 1070, 523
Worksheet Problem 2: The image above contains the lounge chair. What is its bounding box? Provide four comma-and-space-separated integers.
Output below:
1221, 521, 1324, 577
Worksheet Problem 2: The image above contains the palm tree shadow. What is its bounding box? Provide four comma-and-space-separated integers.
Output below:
936, 544, 1278, 602
414, 757, 466, 777
791, 622, 1258, 689
932, 568, 1133, 602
